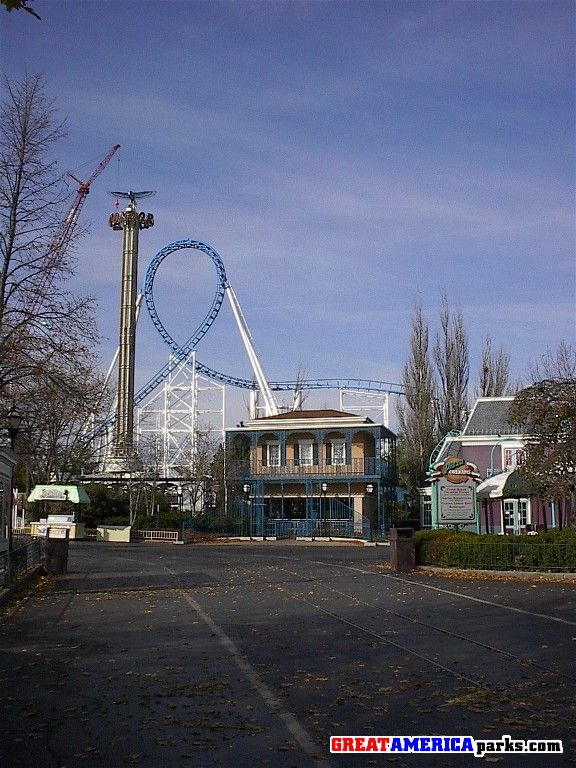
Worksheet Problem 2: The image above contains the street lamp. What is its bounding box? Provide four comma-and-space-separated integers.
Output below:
177, 484, 184, 541
6, 412, 22, 451
242, 484, 251, 538
488, 438, 517, 477
321, 482, 328, 537
3, 412, 22, 557
366, 483, 374, 539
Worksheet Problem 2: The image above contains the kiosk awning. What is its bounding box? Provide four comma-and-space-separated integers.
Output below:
27, 485, 91, 504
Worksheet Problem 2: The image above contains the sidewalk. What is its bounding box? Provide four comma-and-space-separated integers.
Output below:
0, 551, 326, 768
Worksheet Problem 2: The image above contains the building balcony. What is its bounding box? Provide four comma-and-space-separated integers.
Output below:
227, 457, 392, 481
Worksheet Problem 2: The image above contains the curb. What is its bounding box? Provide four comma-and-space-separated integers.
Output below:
0, 565, 45, 607
416, 565, 576, 582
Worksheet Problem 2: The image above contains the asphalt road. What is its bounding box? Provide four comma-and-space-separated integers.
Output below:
1, 541, 574, 768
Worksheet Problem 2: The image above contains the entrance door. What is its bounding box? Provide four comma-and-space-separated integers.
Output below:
503, 498, 529, 534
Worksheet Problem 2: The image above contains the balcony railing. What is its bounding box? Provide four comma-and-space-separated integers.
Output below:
227, 457, 391, 479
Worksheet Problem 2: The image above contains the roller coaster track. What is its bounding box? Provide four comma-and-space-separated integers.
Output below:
136, 238, 404, 406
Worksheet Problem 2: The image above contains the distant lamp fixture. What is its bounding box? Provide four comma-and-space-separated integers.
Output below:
6, 412, 22, 450
243, 483, 251, 496
321, 482, 328, 494
366, 483, 374, 495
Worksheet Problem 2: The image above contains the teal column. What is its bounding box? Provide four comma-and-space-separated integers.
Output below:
431, 479, 439, 529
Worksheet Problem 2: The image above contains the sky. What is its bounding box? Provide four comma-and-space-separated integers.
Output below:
2, 0, 575, 429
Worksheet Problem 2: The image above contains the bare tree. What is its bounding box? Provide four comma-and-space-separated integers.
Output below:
433, 295, 469, 435
17, 353, 110, 486
509, 342, 576, 522
529, 339, 576, 382
292, 362, 308, 410
1, 0, 40, 19
397, 304, 437, 500
476, 336, 514, 397
0, 73, 98, 416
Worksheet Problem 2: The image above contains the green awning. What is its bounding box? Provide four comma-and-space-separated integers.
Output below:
502, 470, 533, 498
476, 470, 532, 500
27, 484, 91, 504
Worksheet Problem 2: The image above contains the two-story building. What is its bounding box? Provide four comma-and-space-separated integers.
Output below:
423, 396, 569, 534
226, 409, 397, 537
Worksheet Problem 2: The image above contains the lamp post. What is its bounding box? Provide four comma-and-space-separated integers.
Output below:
177, 484, 184, 541
321, 482, 328, 537
366, 482, 374, 540
488, 437, 517, 477
4, 412, 22, 558
487, 438, 517, 536
6, 413, 22, 451
243, 483, 251, 538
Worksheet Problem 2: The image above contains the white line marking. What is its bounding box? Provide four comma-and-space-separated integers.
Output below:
176, 587, 333, 767
318, 563, 576, 627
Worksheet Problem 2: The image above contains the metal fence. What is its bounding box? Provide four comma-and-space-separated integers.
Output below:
184, 511, 383, 540
134, 530, 180, 542
419, 537, 576, 572
0, 538, 43, 589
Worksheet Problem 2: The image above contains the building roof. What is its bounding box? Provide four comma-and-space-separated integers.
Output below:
256, 409, 372, 422
227, 408, 394, 435
463, 397, 524, 437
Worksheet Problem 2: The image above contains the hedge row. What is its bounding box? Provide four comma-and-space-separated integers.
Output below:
414, 529, 576, 572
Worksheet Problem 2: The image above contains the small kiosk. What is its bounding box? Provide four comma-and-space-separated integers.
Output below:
27, 484, 91, 540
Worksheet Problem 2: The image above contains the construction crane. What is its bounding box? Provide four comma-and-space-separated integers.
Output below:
22, 144, 121, 321
21, 144, 120, 326
53, 143, 121, 253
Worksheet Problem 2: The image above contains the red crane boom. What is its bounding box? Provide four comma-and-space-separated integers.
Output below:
53, 143, 121, 251
22, 144, 121, 319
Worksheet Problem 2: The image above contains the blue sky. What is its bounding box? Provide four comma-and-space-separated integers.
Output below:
3, 0, 575, 426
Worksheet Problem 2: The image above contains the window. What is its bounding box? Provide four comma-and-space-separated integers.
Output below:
518, 499, 528, 527
294, 441, 317, 466
504, 447, 525, 468
504, 498, 530, 530
300, 441, 314, 466
330, 440, 346, 465
421, 497, 432, 527
504, 499, 515, 527
262, 442, 280, 467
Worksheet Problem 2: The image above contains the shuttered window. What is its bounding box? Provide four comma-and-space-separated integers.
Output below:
262, 442, 280, 467
294, 441, 316, 466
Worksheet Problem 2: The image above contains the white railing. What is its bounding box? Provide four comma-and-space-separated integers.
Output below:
135, 529, 179, 542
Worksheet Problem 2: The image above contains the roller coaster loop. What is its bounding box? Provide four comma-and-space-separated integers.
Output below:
137, 238, 403, 405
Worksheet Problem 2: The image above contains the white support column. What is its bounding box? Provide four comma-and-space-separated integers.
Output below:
225, 284, 279, 417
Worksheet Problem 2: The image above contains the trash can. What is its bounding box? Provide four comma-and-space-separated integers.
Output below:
44, 527, 69, 575
389, 527, 416, 573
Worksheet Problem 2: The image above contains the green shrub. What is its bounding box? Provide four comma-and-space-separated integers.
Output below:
101, 515, 130, 526
415, 528, 576, 572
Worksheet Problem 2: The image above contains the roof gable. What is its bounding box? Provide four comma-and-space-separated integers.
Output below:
463, 397, 523, 436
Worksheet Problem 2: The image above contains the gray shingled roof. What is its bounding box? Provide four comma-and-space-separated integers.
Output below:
442, 439, 462, 455
464, 398, 523, 436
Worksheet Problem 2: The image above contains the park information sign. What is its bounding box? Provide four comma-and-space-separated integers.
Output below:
430, 456, 481, 526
